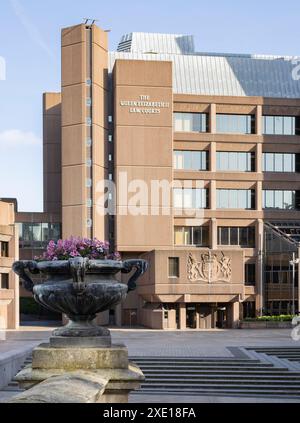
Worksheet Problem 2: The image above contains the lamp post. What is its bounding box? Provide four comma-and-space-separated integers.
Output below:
289, 253, 299, 315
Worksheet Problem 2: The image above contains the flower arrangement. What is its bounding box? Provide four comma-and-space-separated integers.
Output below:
34, 237, 121, 261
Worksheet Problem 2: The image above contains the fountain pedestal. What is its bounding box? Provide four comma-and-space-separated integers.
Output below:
14, 339, 144, 403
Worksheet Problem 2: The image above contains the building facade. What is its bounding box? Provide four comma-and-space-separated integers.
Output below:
0, 200, 19, 329
17, 23, 300, 329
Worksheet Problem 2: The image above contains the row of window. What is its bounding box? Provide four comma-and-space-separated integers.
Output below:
265, 301, 298, 316
173, 113, 300, 135
173, 189, 300, 210
174, 226, 256, 247
18, 223, 61, 249
174, 151, 300, 173
168, 257, 255, 285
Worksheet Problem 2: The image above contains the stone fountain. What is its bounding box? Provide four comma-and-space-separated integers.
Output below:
11, 256, 148, 403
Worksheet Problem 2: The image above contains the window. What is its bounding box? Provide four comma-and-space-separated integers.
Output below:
19, 223, 61, 249
262, 116, 300, 136
262, 190, 300, 210
174, 226, 209, 246
168, 257, 179, 278
245, 263, 256, 286
218, 227, 255, 247
173, 188, 208, 209
216, 114, 255, 134
243, 302, 256, 318
174, 151, 208, 171
173, 113, 207, 133
0, 242, 9, 257
216, 189, 255, 209
262, 153, 298, 172
216, 152, 255, 172
0, 273, 9, 289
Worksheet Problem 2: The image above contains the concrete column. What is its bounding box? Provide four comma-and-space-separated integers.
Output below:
229, 301, 240, 329
196, 311, 200, 329
209, 142, 216, 172
256, 142, 262, 173
210, 218, 218, 249
256, 181, 262, 211
210, 103, 216, 133
179, 303, 186, 330
256, 105, 262, 135
210, 180, 216, 211
256, 219, 264, 316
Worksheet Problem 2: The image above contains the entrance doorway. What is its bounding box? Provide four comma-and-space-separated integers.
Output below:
216, 305, 228, 329
186, 305, 197, 329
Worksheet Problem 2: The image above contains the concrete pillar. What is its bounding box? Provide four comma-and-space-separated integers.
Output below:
256, 219, 264, 316
179, 303, 186, 330
256, 142, 262, 173
256, 181, 262, 211
210, 218, 218, 249
210, 103, 216, 133
229, 301, 240, 329
256, 105, 262, 135
210, 180, 216, 211
209, 142, 216, 172
196, 310, 200, 329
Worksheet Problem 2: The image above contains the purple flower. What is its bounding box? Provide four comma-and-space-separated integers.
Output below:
34, 237, 120, 262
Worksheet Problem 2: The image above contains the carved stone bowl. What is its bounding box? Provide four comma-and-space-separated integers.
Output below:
13, 258, 148, 341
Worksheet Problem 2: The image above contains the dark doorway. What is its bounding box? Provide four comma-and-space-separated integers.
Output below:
186, 305, 197, 329
216, 306, 228, 329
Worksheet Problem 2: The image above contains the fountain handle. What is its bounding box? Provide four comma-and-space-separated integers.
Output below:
12, 261, 39, 293
121, 259, 148, 292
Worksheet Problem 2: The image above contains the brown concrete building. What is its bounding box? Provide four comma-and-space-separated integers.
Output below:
15, 23, 300, 329
0, 200, 19, 329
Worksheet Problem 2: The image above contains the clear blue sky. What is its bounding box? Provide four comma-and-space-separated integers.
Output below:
0, 0, 299, 211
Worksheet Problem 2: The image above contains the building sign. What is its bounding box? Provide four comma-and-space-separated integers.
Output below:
120, 95, 170, 114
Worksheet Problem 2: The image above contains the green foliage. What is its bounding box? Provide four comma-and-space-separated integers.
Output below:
243, 315, 294, 322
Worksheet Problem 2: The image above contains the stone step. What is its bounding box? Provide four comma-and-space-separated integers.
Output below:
264, 353, 300, 356
143, 373, 300, 380
139, 382, 300, 391
0, 386, 24, 392
252, 347, 300, 353
135, 388, 300, 398
134, 364, 284, 370
130, 357, 259, 362
142, 378, 300, 386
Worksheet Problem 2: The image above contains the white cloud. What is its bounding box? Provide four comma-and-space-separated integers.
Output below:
0, 129, 41, 146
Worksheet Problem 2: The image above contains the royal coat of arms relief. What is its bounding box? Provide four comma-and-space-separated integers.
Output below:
187, 252, 232, 283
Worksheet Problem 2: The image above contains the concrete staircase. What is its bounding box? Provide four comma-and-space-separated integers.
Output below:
3, 351, 300, 401
131, 356, 300, 398
0, 356, 30, 400
248, 348, 300, 364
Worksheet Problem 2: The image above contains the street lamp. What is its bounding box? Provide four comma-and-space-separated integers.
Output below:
289, 253, 299, 315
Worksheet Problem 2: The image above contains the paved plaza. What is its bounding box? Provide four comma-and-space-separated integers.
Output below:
1, 326, 300, 403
